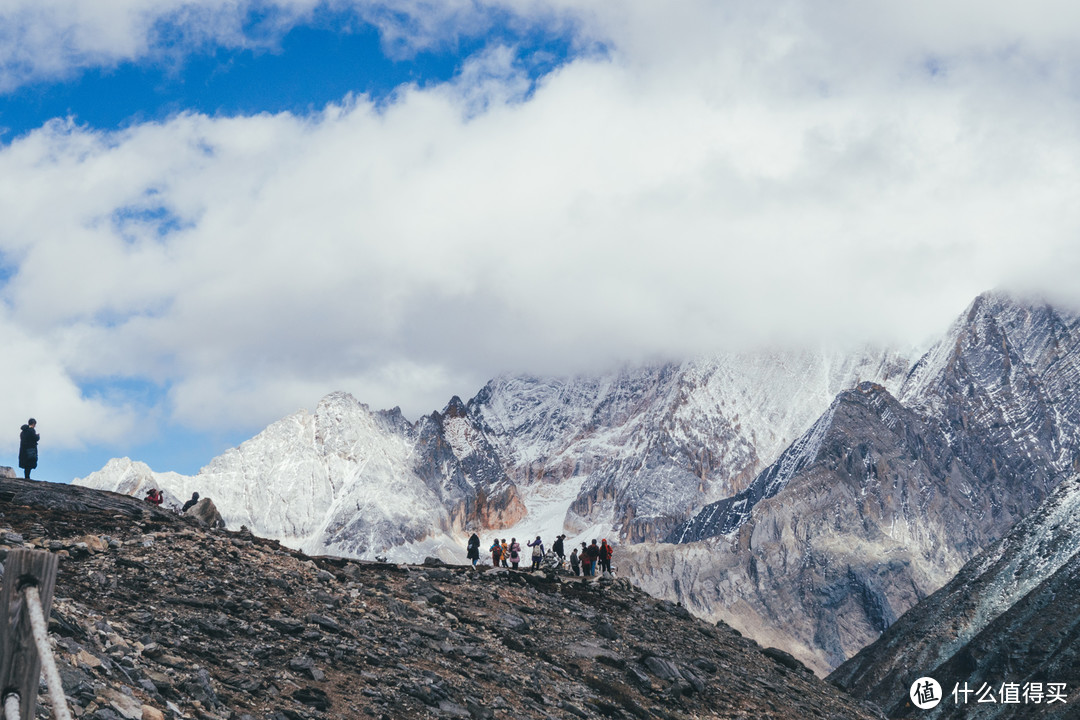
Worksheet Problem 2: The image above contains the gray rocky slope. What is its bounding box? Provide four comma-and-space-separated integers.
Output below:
829, 473, 1080, 718
0, 477, 885, 720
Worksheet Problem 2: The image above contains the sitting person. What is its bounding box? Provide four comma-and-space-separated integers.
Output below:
181, 491, 200, 513
144, 488, 163, 506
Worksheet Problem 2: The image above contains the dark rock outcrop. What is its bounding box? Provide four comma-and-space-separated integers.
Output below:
412, 396, 527, 532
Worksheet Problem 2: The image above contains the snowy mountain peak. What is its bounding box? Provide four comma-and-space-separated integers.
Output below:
80, 345, 917, 555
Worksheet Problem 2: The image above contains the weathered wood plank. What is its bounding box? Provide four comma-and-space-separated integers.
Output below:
0, 549, 59, 720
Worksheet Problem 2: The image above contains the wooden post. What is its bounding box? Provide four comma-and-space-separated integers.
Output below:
0, 549, 59, 720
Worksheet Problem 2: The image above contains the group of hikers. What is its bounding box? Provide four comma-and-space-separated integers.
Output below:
466, 532, 615, 577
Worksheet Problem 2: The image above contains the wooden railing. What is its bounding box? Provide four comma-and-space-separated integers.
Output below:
0, 549, 71, 720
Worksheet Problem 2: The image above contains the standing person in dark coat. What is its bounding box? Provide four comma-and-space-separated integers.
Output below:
466, 533, 481, 567
552, 534, 566, 567
18, 419, 38, 480
181, 492, 200, 513
569, 548, 580, 576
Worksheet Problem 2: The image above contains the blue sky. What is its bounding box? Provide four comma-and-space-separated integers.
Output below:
2, 1, 1080, 483
1, 7, 579, 141
0, 1, 588, 481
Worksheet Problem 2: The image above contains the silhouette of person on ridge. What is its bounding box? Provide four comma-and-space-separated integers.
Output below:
18, 418, 39, 480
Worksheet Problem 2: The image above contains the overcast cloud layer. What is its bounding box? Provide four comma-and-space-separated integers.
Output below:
2, 1, 1080, 462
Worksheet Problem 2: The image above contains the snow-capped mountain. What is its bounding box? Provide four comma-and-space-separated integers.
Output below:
78, 348, 909, 558
669, 292, 1080, 547
78, 392, 526, 560
628, 292, 1080, 674
468, 350, 911, 542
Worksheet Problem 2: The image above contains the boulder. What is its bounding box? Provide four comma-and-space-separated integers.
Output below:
185, 498, 225, 529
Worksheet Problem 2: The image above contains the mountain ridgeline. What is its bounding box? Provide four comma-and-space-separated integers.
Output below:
78, 291, 1080, 677
80, 349, 913, 555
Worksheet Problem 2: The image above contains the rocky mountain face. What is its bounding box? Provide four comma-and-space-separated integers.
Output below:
899, 292, 1080, 516
0, 477, 886, 720
624, 293, 1080, 674
78, 392, 528, 560
468, 352, 910, 543
622, 383, 995, 674
413, 396, 527, 533
829, 473, 1080, 719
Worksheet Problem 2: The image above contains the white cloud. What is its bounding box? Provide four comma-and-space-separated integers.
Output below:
0, 306, 139, 454
0, 1, 319, 90
2, 1, 1080, 449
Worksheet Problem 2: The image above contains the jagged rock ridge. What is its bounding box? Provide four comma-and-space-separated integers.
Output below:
669, 292, 1080, 546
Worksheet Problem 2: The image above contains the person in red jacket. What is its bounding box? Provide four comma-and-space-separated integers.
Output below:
144, 488, 163, 506
599, 539, 613, 574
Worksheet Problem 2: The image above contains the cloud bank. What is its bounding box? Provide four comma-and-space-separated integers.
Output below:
2, 1, 1080, 454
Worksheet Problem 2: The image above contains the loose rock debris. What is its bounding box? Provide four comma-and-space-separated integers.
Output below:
0, 478, 884, 720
